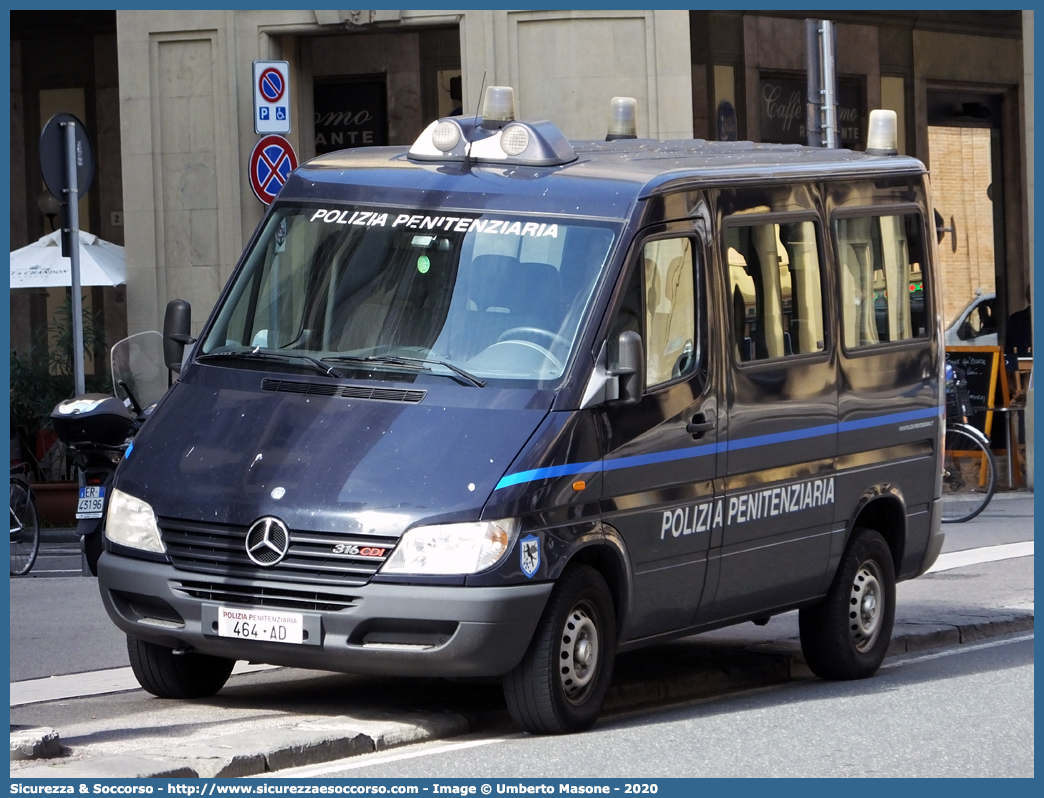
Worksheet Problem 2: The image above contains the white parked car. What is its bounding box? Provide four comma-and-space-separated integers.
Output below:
945, 292, 997, 348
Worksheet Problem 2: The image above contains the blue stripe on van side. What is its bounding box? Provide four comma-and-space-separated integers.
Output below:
493, 405, 942, 491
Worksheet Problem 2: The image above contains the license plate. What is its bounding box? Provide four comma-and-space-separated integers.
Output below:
216, 606, 304, 645
76, 486, 105, 519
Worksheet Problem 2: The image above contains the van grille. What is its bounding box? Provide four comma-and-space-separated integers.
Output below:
157, 517, 399, 588
261, 379, 425, 404
173, 579, 357, 612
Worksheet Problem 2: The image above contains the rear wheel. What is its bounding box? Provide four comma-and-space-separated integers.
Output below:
503, 565, 616, 734
799, 528, 895, 680
941, 424, 997, 523
127, 636, 235, 699
10, 480, 39, 576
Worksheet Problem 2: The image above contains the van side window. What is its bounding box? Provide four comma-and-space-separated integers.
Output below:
643, 238, 697, 386
835, 212, 928, 347
726, 220, 825, 362
608, 237, 698, 389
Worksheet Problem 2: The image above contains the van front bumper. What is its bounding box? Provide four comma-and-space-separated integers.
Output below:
97, 552, 552, 678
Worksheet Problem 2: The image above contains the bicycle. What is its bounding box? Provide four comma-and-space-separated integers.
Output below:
941, 362, 997, 523
10, 464, 40, 575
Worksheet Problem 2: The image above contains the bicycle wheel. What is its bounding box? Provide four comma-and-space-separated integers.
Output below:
10, 480, 40, 576
941, 424, 997, 523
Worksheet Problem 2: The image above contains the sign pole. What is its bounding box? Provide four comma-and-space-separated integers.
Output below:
63, 120, 85, 397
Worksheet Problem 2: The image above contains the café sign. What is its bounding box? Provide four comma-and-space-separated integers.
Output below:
759, 74, 863, 149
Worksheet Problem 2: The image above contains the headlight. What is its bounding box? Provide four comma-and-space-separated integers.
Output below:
104, 488, 166, 554
380, 518, 520, 576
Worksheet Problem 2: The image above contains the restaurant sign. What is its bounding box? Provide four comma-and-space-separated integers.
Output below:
759, 74, 863, 149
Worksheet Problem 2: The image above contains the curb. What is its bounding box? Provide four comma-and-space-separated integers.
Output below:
13, 611, 1033, 778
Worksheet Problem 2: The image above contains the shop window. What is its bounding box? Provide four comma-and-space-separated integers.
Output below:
313, 77, 388, 154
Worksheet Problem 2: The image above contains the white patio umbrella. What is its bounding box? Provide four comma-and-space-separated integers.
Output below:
9, 229, 125, 289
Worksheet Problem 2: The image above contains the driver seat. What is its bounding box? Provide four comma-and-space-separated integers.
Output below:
467, 256, 563, 352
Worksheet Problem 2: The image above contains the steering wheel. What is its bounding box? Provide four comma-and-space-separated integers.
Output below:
484, 340, 565, 373
496, 327, 570, 351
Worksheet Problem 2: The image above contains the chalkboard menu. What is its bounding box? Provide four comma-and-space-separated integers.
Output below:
945, 346, 1009, 437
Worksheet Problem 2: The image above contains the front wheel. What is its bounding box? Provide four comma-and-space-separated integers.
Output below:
503, 565, 617, 734
799, 528, 896, 680
10, 480, 39, 576
127, 636, 235, 699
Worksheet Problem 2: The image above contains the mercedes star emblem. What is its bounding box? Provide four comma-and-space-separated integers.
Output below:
245, 517, 290, 566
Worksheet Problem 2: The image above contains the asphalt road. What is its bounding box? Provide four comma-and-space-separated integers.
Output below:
274, 634, 1033, 778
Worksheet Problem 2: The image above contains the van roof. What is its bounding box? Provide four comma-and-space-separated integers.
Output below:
284, 138, 926, 219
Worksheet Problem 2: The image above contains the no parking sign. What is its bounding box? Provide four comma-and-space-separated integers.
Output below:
249, 135, 298, 205
253, 60, 291, 134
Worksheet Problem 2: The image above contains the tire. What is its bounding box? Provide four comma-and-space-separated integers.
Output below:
941, 424, 997, 523
799, 528, 896, 680
503, 565, 617, 735
10, 480, 40, 576
127, 636, 235, 699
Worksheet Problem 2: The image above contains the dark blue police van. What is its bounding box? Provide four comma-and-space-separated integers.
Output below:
98, 88, 944, 734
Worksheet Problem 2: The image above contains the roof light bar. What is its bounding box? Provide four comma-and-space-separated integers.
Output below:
407, 86, 577, 167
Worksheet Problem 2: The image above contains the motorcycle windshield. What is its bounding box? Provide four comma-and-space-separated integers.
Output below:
199, 205, 618, 387
111, 331, 168, 410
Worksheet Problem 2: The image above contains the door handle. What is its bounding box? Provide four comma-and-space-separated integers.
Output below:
686, 413, 714, 439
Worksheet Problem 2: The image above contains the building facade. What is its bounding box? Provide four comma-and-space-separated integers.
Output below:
10, 9, 1033, 360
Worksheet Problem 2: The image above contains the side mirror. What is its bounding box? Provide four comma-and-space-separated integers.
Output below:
163, 299, 194, 373
609, 330, 645, 405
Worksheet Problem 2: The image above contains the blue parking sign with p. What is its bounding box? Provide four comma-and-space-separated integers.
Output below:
259, 107, 270, 121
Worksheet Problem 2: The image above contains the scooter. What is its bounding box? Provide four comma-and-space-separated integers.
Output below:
49, 302, 194, 575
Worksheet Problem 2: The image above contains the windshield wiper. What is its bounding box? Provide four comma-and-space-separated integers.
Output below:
197, 349, 346, 379
324, 354, 486, 388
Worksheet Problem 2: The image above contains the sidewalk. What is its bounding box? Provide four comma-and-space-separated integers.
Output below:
11, 548, 1033, 778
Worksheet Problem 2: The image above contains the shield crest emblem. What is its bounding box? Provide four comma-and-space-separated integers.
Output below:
519, 534, 540, 578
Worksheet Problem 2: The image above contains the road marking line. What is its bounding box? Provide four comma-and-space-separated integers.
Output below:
883, 632, 1033, 668
10, 662, 277, 707
262, 737, 511, 778
926, 541, 1033, 573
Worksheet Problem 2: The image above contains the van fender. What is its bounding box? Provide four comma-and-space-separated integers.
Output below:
557, 523, 634, 638
825, 484, 906, 591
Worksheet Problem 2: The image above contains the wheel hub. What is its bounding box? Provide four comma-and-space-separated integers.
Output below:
559, 605, 599, 703
848, 560, 883, 652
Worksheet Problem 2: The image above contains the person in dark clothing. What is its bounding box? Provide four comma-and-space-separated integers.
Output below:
1004, 288, 1032, 374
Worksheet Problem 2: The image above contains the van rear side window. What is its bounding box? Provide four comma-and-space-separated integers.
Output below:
726, 220, 825, 362
835, 212, 927, 348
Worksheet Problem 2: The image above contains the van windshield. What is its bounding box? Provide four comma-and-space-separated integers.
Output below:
200, 205, 617, 385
